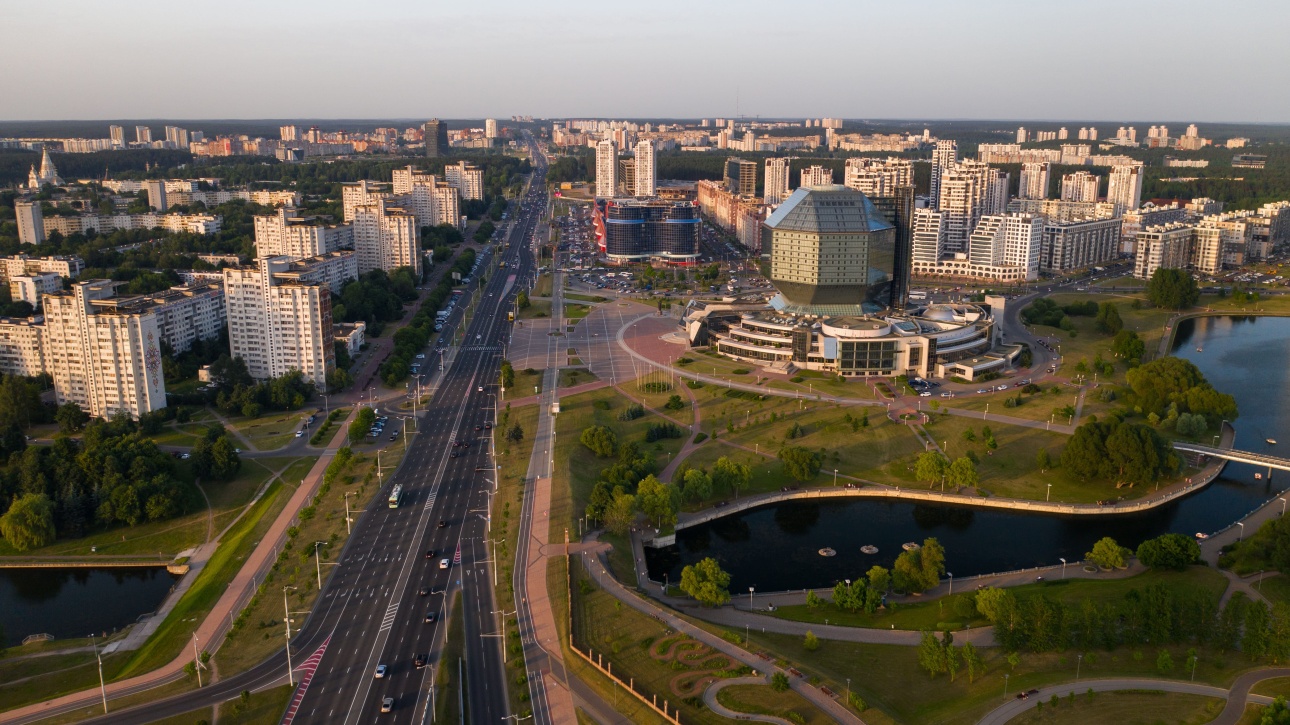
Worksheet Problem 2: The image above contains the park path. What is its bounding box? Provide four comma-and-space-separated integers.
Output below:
702, 676, 796, 725
578, 546, 866, 725
975, 672, 1285, 725
0, 409, 358, 725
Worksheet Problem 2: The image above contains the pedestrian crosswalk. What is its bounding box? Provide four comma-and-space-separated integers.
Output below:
379, 603, 399, 632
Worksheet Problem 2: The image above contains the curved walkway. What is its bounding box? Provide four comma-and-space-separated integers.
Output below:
702, 676, 796, 725
975, 670, 1286, 725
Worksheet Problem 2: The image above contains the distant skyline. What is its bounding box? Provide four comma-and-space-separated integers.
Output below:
3, 0, 1288, 123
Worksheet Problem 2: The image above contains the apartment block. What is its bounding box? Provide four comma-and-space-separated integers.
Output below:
1018, 162, 1051, 201
9, 273, 62, 310
937, 161, 1009, 255
1106, 165, 1144, 213
723, 158, 757, 197
223, 257, 335, 387
392, 167, 462, 229
595, 139, 618, 198
137, 283, 227, 353
254, 207, 353, 259
929, 140, 958, 209
633, 140, 656, 197
16, 201, 45, 245
764, 158, 792, 205
353, 198, 421, 276
0, 254, 84, 285
1040, 217, 1121, 272
800, 165, 833, 187
1060, 172, 1100, 203
1133, 223, 1195, 279
966, 214, 1044, 279
444, 161, 484, 201
41, 213, 222, 237
0, 317, 46, 378
43, 280, 167, 420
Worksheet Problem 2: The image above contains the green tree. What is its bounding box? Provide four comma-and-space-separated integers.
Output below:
803, 630, 820, 651
506, 422, 524, 443
1095, 302, 1124, 334
914, 451, 950, 485
579, 425, 618, 457
0, 493, 56, 552
1156, 648, 1174, 674
711, 456, 752, 496
866, 565, 890, 594
679, 557, 731, 607
602, 489, 636, 535
771, 671, 790, 692
1086, 536, 1128, 569
1136, 533, 1200, 570
664, 394, 685, 411
1260, 696, 1290, 724
55, 402, 90, 434
1036, 448, 1052, 471
208, 436, 242, 480
963, 642, 984, 683
349, 406, 376, 443
1112, 329, 1146, 363
681, 468, 713, 503
778, 445, 821, 481
947, 457, 979, 488
516, 289, 531, 310
918, 631, 947, 676
636, 475, 679, 528
1147, 267, 1200, 309
499, 359, 516, 390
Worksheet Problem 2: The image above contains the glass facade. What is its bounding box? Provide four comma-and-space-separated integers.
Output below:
837, 340, 897, 374
603, 200, 701, 262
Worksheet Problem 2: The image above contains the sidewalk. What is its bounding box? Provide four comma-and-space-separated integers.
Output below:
0, 409, 357, 725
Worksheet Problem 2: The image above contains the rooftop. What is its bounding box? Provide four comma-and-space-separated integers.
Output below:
763, 185, 893, 235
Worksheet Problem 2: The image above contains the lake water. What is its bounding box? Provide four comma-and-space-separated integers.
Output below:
644, 315, 1290, 592
0, 567, 179, 646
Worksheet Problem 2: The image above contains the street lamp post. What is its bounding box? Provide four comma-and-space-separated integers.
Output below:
833, 469, 838, 486
1060, 557, 1067, 579
314, 541, 326, 590
343, 492, 355, 535
1239, 521, 1246, 541
1003, 673, 1009, 700
283, 585, 298, 686
1281, 496, 1288, 516
947, 572, 953, 596
1076, 653, 1083, 680
91, 635, 108, 714
749, 586, 755, 609
1047, 483, 1052, 502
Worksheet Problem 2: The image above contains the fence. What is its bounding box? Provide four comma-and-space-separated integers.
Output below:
22, 633, 53, 645
567, 550, 681, 724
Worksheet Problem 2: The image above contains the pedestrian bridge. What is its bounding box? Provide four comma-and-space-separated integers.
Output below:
1172, 442, 1290, 473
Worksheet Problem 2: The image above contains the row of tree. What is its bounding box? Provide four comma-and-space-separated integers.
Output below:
379, 248, 476, 386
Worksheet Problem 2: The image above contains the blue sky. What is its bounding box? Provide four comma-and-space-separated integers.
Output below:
3, 0, 1287, 122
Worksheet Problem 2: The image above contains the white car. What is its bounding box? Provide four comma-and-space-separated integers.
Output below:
416, 354, 426, 359
374, 664, 387, 679
439, 558, 450, 570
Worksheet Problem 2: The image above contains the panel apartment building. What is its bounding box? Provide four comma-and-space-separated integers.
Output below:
43, 280, 167, 419
223, 257, 337, 388
253, 208, 354, 258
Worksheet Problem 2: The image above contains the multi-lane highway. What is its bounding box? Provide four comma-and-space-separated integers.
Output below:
81, 135, 548, 725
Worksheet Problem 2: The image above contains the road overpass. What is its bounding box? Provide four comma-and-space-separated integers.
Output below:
1172, 441, 1290, 473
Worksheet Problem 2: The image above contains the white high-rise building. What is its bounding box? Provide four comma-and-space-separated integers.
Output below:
595, 139, 618, 198
223, 257, 335, 387
1019, 162, 1051, 200
353, 198, 421, 276
43, 280, 167, 419
1107, 165, 1144, 213
968, 213, 1043, 280
391, 167, 462, 228
16, 201, 45, 245
144, 179, 168, 211
911, 208, 947, 266
1060, 172, 1100, 203
444, 161, 484, 201
800, 165, 833, 187
254, 207, 353, 259
843, 157, 914, 197
109, 125, 125, 147
764, 158, 792, 205
164, 126, 190, 149
937, 161, 1008, 254
929, 140, 958, 209
341, 180, 389, 223
485, 118, 498, 139
9, 273, 62, 310
0, 317, 46, 378
1016, 126, 1027, 143
633, 139, 656, 197
135, 125, 152, 144
280, 125, 300, 141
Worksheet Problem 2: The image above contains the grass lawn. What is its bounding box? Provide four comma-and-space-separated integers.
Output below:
519, 299, 552, 320
228, 409, 318, 452
435, 592, 465, 723
1094, 275, 1140, 288
1250, 574, 1290, 605
1007, 690, 1223, 724
716, 683, 831, 725
512, 367, 544, 396
748, 630, 1256, 725
771, 566, 1228, 632
920, 414, 1123, 503
560, 367, 599, 388
621, 375, 695, 427
1252, 676, 1290, 698
533, 272, 553, 298
565, 292, 609, 303
552, 387, 690, 535
571, 562, 751, 725
215, 448, 395, 675
942, 384, 1083, 424
565, 302, 592, 319
492, 402, 540, 718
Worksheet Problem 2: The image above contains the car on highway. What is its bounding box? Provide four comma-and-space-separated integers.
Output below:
425, 549, 436, 559
438, 519, 447, 528
439, 558, 450, 569
381, 696, 394, 712
418, 587, 429, 596
374, 664, 387, 678
477, 386, 484, 392
919, 391, 931, 397
424, 611, 437, 623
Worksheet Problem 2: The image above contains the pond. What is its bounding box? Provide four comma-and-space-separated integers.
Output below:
644, 315, 1290, 592
0, 567, 179, 646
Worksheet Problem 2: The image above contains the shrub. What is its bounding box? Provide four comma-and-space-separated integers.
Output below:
616, 404, 644, 421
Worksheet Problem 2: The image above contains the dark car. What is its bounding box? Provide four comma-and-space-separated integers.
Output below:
424, 611, 437, 623
418, 587, 429, 596
425, 549, 435, 559
413, 653, 427, 669
438, 519, 448, 528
